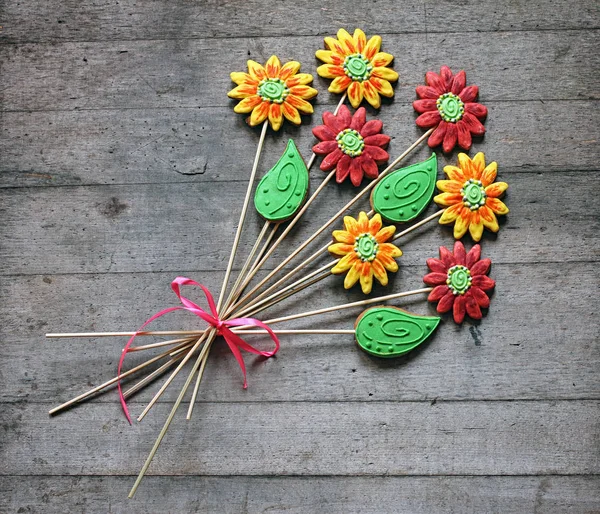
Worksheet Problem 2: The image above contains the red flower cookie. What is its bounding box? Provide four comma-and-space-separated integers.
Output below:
312, 105, 390, 187
414, 65, 487, 153
424, 241, 495, 324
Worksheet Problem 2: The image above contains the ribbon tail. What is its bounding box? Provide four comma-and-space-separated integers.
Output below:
221, 327, 249, 389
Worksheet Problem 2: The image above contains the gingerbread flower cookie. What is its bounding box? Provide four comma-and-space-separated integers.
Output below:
414, 65, 487, 153
329, 212, 402, 294
313, 105, 390, 187
316, 28, 398, 109
435, 152, 508, 241
424, 241, 495, 324
228, 55, 317, 131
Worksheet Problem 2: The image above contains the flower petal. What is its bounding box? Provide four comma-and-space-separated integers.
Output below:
321, 148, 344, 171
378, 242, 402, 259
372, 67, 398, 81
372, 52, 394, 67
324, 36, 345, 54
457, 153, 476, 179
359, 262, 374, 294
479, 205, 499, 232
279, 61, 301, 80
437, 291, 456, 313
332, 252, 358, 274
350, 107, 367, 131
375, 225, 395, 243
323, 110, 347, 133
368, 213, 383, 235
286, 95, 314, 114
462, 112, 486, 136
337, 28, 356, 54
331, 229, 355, 244
357, 211, 370, 232
443, 122, 458, 153
456, 121, 472, 150
434, 192, 462, 207
369, 77, 394, 97
428, 121, 447, 148
348, 81, 364, 108
472, 275, 495, 291
289, 85, 318, 100
453, 241, 466, 265
423, 272, 448, 286
362, 80, 381, 108
336, 154, 352, 183
363, 145, 388, 162
471, 258, 491, 276
280, 102, 301, 125
336, 105, 352, 127
228, 84, 258, 99
427, 258, 448, 274
353, 28, 367, 52
487, 198, 509, 215
416, 111, 442, 128
361, 155, 379, 179
429, 285, 450, 301
344, 215, 359, 235
413, 99, 438, 113
313, 124, 336, 141
440, 65, 454, 90
265, 55, 281, 78
377, 252, 399, 272
230, 72, 258, 86
451, 70, 466, 95
268, 103, 283, 131
233, 95, 262, 113
453, 207, 472, 239
249, 101, 269, 126
315, 50, 343, 65
443, 165, 465, 182
317, 64, 345, 79
466, 245, 481, 268
459, 85, 479, 103
470, 286, 490, 308
363, 134, 390, 147
469, 219, 484, 242
360, 119, 383, 137
465, 102, 488, 118
329, 75, 352, 94
436, 180, 462, 193
485, 182, 508, 198
349, 157, 363, 186
480, 161, 497, 186
313, 140, 338, 155
416, 85, 441, 99
465, 293, 482, 319
372, 259, 388, 285
364, 35, 382, 60
344, 262, 362, 289
439, 202, 463, 223
426, 71, 446, 94
328, 242, 354, 256
247, 60, 267, 81
453, 295, 466, 324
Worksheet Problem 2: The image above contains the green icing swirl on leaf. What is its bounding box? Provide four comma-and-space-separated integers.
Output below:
254, 140, 309, 222
355, 306, 440, 358
370, 153, 437, 223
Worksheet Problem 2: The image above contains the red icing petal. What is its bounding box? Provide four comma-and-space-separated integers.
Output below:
462, 112, 486, 135
413, 99, 437, 113
437, 291, 455, 313
416, 110, 442, 129
312, 124, 336, 141
472, 275, 495, 291
337, 104, 352, 128
312, 140, 338, 155
465, 294, 482, 319
470, 286, 490, 308
428, 121, 447, 148
443, 122, 458, 153
459, 85, 479, 103
466, 245, 481, 268
423, 272, 449, 286
363, 134, 390, 147
465, 102, 488, 119
360, 119, 383, 137
453, 241, 466, 265
427, 257, 448, 274
451, 70, 466, 95
426, 71, 446, 94
336, 154, 352, 183
350, 107, 367, 131
439, 245, 456, 268
363, 145, 389, 162
361, 156, 379, 179
456, 121, 472, 150
470, 258, 491, 276
429, 285, 450, 301
323, 111, 347, 133
416, 85, 440, 99
440, 65, 453, 90
321, 148, 343, 171
349, 158, 363, 187
453, 295, 466, 324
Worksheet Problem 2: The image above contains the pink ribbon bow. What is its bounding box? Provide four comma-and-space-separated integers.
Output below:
117, 277, 280, 423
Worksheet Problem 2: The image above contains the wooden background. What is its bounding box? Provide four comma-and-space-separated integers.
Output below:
1, 1, 599, 512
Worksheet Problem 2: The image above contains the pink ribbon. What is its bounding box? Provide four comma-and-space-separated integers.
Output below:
117, 277, 280, 423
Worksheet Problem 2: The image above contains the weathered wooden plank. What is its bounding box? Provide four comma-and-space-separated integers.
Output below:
1, 0, 598, 43
1, 100, 598, 189
0, 171, 598, 275
1, 262, 598, 403
1, 401, 598, 476
1, 31, 598, 114
1, 475, 599, 514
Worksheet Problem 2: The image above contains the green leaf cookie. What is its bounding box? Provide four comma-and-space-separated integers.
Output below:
254, 139, 309, 222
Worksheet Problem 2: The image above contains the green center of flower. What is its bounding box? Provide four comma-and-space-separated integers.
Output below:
343, 54, 372, 81
447, 265, 472, 295
336, 128, 365, 157
257, 78, 289, 104
461, 179, 487, 211
354, 233, 379, 262
436, 92, 465, 122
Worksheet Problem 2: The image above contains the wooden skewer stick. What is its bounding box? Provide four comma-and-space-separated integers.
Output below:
48, 343, 189, 415
126, 337, 196, 353
123, 353, 186, 399
392, 209, 445, 242
128, 330, 217, 498
231, 129, 434, 315
46, 330, 205, 339
227, 329, 356, 335
186, 337, 213, 419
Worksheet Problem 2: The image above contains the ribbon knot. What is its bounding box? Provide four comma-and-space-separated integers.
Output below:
117, 277, 280, 423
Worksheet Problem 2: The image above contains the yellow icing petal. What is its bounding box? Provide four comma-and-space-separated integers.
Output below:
247, 60, 267, 80
485, 182, 508, 198
371, 78, 394, 97
378, 243, 402, 259
469, 220, 484, 242
286, 95, 314, 114
359, 265, 374, 294
249, 102, 269, 126
332, 252, 358, 274
364, 35, 382, 60
487, 198, 509, 215
289, 85, 318, 100
233, 95, 262, 114
282, 102, 301, 125
315, 49, 336, 64
353, 28, 367, 52
230, 72, 257, 85
265, 55, 281, 78
453, 209, 471, 239
324, 36, 345, 54
375, 225, 395, 243
368, 213, 382, 235
344, 262, 362, 289
481, 161, 498, 186
344, 215, 359, 235
362, 81, 381, 108
268, 103, 283, 131
457, 153, 475, 179
317, 64, 344, 79
348, 81, 364, 108
436, 179, 462, 194
279, 60, 300, 80
328, 242, 354, 256
480, 207, 499, 232
439, 203, 463, 224
329, 76, 351, 94
443, 165, 466, 182
337, 28, 356, 53
371, 67, 398, 82
286, 73, 314, 87
227, 84, 257, 99
472, 152, 486, 176
371, 52, 394, 67
371, 259, 388, 285
357, 211, 370, 232
434, 192, 462, 207
332, 229, 355, 244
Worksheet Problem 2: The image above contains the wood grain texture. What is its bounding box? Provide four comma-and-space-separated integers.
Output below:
1, 0, 599, 511
2, 476, 599, 514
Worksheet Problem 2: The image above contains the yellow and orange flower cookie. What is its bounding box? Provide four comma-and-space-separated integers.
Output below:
329, 212, 402, 294
228, 55, 317, 131
316, 29, 398, 109
435, 153, 509, 241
